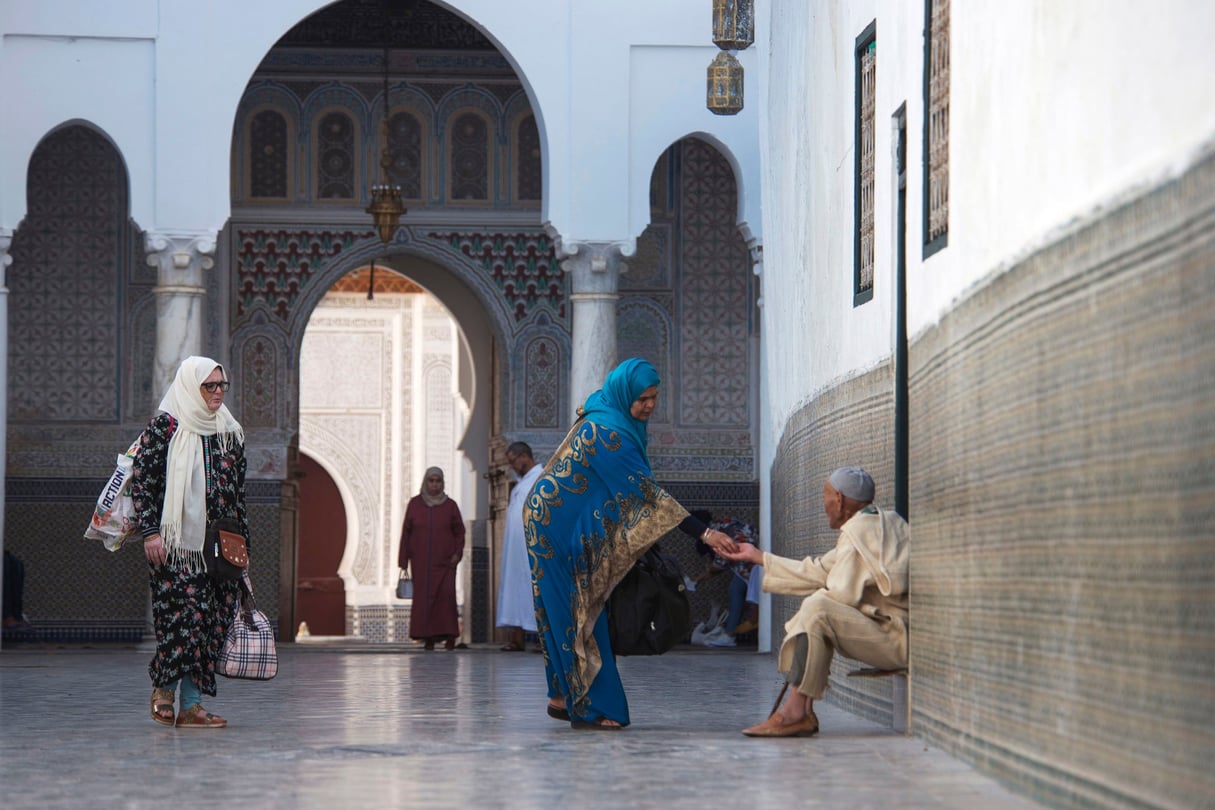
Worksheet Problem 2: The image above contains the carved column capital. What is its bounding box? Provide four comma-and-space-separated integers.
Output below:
558, 240, 634, 295
551, 239, 636, 419
0, 229, 14, 283
143, 231, 218, 395
747, 239, 764, 309
144, 232, 216, 284
748, 241, 763, 275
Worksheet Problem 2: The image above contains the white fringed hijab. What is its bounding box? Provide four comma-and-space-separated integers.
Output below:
157, 356, 244, 571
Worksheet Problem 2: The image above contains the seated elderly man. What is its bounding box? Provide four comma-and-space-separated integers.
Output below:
718, 466, 909, 737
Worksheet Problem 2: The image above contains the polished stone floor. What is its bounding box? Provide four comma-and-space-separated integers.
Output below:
0, 643, 1044, 809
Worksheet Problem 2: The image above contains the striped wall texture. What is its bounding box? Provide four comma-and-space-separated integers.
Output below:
770, 150, 1214, 810
769, 371, 898, 721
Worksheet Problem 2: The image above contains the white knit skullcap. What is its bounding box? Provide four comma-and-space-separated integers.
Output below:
828, 466, 875, 502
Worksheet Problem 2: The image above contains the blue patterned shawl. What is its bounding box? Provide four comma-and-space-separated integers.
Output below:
525, 358, 687, 725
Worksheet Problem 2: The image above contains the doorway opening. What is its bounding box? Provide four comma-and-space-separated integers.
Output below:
297, 264, 473, 641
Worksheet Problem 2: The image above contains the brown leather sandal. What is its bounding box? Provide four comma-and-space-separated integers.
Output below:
150, 688, 175, 727
175, 703, 227, 729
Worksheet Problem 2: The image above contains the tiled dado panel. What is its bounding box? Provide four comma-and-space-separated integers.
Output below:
909, 152, 1215, 810
769, 368, 897, 725
348, 604, 413, 644
4, 480, 283, 638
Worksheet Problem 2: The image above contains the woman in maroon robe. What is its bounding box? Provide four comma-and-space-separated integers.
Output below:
398, 467, 466, 650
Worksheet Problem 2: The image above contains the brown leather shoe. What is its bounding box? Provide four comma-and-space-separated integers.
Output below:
741, 709, 819, 738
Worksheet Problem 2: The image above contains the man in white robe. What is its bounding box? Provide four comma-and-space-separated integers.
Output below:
496, 442, 543, 651
719, 466, 909, 737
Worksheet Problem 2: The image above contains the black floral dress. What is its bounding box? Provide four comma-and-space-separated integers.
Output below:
131, 412, 248, 695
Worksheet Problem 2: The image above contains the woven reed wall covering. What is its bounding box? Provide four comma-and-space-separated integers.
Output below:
909, 151, 1214, 810
769, 369, 897, 723
771, 150, 1214, 809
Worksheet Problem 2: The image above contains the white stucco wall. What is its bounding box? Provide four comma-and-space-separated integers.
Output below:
0, 1, 160, 228
759, 0, 911, 435
0, 0, 321, 233
627, 43, 761, 242
938, 0, 1215, 327
758, 0, 1215, 466
0, 0, 763, 249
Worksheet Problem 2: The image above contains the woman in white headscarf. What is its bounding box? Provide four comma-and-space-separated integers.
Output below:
131, 356, 247, 729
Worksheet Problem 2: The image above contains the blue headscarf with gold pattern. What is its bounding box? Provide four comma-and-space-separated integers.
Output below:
579, 358, 660, 462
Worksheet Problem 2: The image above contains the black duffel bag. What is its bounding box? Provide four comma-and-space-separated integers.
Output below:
608, 545, 691, 656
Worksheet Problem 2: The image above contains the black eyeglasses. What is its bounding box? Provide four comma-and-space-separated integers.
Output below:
201, 381, 231, 393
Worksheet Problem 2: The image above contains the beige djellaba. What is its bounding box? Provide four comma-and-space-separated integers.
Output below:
762, 506, 910, 699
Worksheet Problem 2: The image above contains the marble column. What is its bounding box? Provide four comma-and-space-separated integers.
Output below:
747, 238, 770, 653
144, 233, 216, 395
141, 232, 215, 641
0, 231, 11, 648
560, 241, 630, 420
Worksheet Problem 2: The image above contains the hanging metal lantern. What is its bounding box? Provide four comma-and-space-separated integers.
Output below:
706, 51, 744, 115
712, 0, 754, 51
366, 183, 405, 244
367, 40, 406, 244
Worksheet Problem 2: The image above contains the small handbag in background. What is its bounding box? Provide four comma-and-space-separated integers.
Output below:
218, 575, 278, 681
396, 568, 414, 599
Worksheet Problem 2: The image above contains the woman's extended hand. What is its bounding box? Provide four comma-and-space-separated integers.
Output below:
716, 541, 763, 566
144, 534, 167, 566
702, 528, 739, 556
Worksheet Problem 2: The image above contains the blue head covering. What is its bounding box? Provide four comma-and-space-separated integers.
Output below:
580, 358, 660, 456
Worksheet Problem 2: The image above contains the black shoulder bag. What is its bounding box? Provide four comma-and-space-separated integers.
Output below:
608, 545, 691, 656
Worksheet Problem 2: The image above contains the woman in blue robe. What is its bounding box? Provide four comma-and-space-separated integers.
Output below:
524, 358, 738, 729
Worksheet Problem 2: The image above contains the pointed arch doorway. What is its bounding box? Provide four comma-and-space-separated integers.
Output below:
296, 453, 348, 636
295, 260, 490, 643
227, 0, 549, 642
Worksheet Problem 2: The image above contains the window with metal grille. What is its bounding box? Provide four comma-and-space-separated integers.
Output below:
854, 21, 876, 305
923, 0, 949, 256
316, 111, 355, 200
250, 109, 288, 199
515, 114, 541, 203
448, 112, 489, 202
387, 111, 424, 200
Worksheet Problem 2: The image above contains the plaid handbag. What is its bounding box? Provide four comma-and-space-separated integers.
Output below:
218, 575, 278, 680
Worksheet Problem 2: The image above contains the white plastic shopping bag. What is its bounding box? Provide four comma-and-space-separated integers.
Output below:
83, 435, 142, 551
